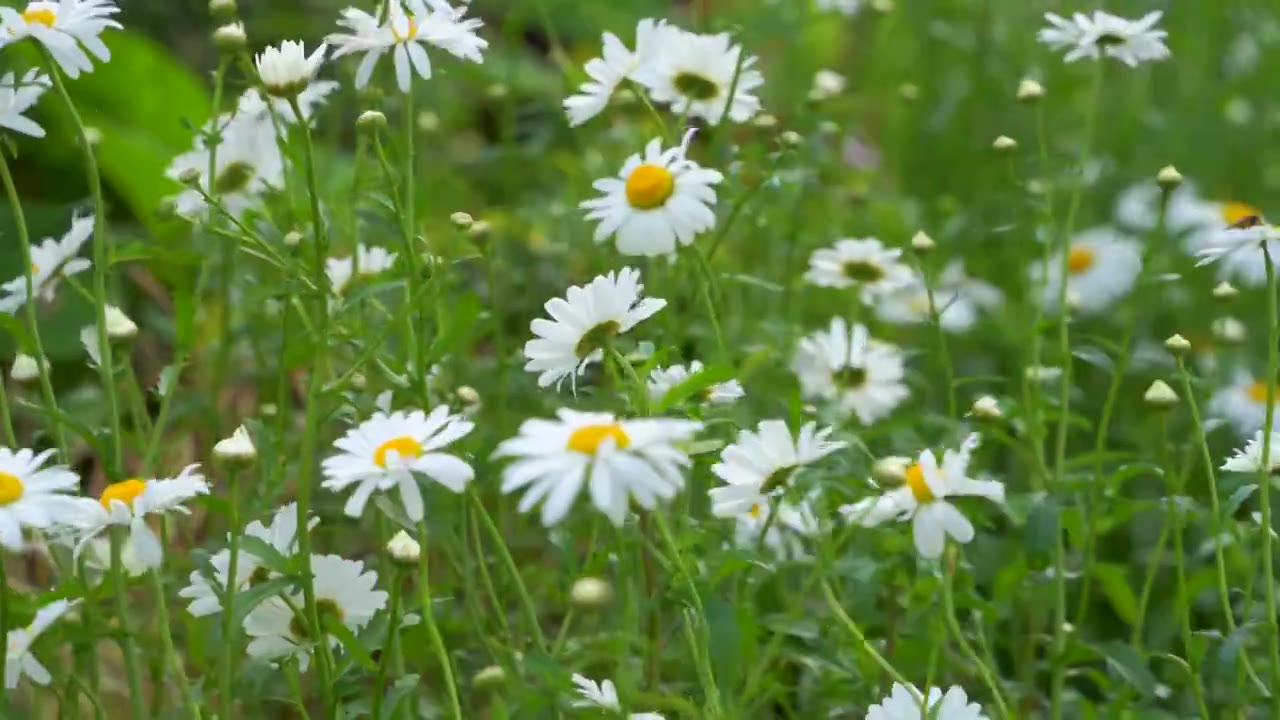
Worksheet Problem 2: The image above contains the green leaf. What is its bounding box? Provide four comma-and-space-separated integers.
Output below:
1225, 484, 1258, 516
1098, 641, 1157, 698
656, 363, 735, 412
237, 536, 294, 577
323, 615, 378, 672
1072, 346, 1114, 373
379, 674, 421, 720
1091, 564, 1138, 624
229, 576, 297, 631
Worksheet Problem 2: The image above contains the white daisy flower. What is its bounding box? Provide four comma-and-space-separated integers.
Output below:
326, 0, 487, 93
876, 261, 1003, 332
522, 267, 666, 389
803, 238, 914, 303
564, 18, 666, 126
1222, 430, 1280, 473
1031, 227, 1142, 314
243, 554, 388, 671
0, 446, 95, 551
0, 213, 93, 314
708, 419, 845, 518
639, 27, 764, 125
235, 82, 341, 127
815, 0, 862, 16
326, 244, 399, 295
646, 360, 744, 406
732, 496, 821, 561
321, 406, 475, 522
580, 131, 723, 257
1195, 223, 1280, 287
0, 0, 122, 78
255, 40, 327, 98
1114, 181, 1264, 256
841, 434, 1004, 559
0, 69, 50, 138
792, 318, 910, 425
1038, 11, 1170, 67
809, 68, 846, 101
178, 502, 313, 617
1210, 369, 1280, 437
570, 674, 666, 719
70, 465, 211, 574
5, 598, 78, 689
495, 410, 701, 527
165, 112, 284, 220
867, 682, 989, 720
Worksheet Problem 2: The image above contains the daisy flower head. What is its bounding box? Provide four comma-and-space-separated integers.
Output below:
72, 465, 211, 574
255, 40, 327, 98
733, 496, 821, 561
0, 69, 50, 138
5, 598, 78, 690
867, 683, 989, 720
564, 18, 666, 127
580, 131, 723, 257
841, 434, 1004, 559
522, 267, 666, 389
803, 238, 914, 303
1211, 369, 1280, 437
0, 1, 122, 78
244, 554, 387, 671
235, 82, 341, 127
321, 405, 475, 522
0, 213, 93, 314
647, 360, 745, 406
496, 410, 701, 527
1222, 431, 1280, 474
791, 318, 910, 425
165, 113, 284, 221
0, 446, 96, 551
1038, 11, 1169, 67
1031, 227, 1142, 314
326, 0, 487, 93
1195, 221, 1280, 287
1114, 180, 1264, 255
708, 419, 845, 518
326, 244, 399, 296
639, 26, 764, 125
876, 261, 1004, 333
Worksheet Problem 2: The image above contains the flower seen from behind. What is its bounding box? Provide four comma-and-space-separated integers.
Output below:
5, 598, 78, 689
0, 0, 122, 78
0, 69, 50, 138
0, 213, 93, 314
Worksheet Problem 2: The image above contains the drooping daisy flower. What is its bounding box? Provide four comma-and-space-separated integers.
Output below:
1210, 369, 1280, 437
326, 244, 399, 296
867, 683, 989, 720
522, 267, 666, 389
70, 465, 211, 574
1038, 11, 1170, 67
243, 554, 388, 671
647, 360, 744, 406
876, 261, 1004, 333
0, 69, 50, 138
1031, 227, 1142, 314
1195, 223, 1280, 287
639, 26, 764, 125
1222, 430, 1280, 473
179, 503, 313, 617
0, 446, 95, 551
0, 214, 93, 314
564, 18, 666, 126
4, 598, 78, 690
732, 496, 821, 561
0, 0, 122, 78
803, 238, 914, 303
322, 406, 474, 521
255, 40, 327, 98
571, 674, 666, 719
495, 410, 701, 527
326, 0, 487, 93
165, 112, 284, 220
708, 419, 845, 518
792, 318, 910, 425
580, 131, 723, 257
841, 434, 1004, 559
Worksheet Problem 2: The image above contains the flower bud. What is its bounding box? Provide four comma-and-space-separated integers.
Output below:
1143, 380, 1178, 409
779, 130, 803, 147
897, 83, 919, 101
570, 577, 614, 609
468, 220, 492, 241
1212, 281, 1238, 302
1157, 165, 1183, 190
416, 111, 440, 133
992, 135, 1018, 153
283, 230, 303, 247
450, 212, 474, 229
751, 113, 778, 129
213, 23, 246, 53
209, 0, 237, 21
178, 167, 202, 186
356, 110, 387, 132
1017, 79, 1044, 103
213, 425, 257, 466
968, 395, 1002, 421
10, 354, 43, 383
872, 455, 911, 484
1164, 333, 1191, 356
472, 665, 506, 691
809, 69, 846, 101
387, 530, 421, 564
456, 385, 480, 406
104, 305, 137, 341
910, 230, 936, 255
1212, 316, 1247, 345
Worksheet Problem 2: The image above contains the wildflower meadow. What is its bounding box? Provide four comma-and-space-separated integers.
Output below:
2, 0, 1280, 717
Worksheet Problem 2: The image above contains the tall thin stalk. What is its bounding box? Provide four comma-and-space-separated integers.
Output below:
415, 518, 463, 718
1260, 243, 1280, 711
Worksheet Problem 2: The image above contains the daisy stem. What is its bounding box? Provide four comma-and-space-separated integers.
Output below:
371, 564, 404, 720
0, 368, 14, 446
918, 257, 956, 419
820, 580, 912, 691
220, 468, 241, 718
652, 512, 723, 717
109, 527, 147, 720
0, 149, 69, 458
470, 492, 548, 652
371, 132, 422, 382
149, 530, 201, 720
414, 517, 463, 718
208, 58, 235, 438
0, 550, 7, 713
691, 246, 730, 363
45, 60, 124, 476
403, 83, 426, 377
1260, 242, 1280, 709
941, 556, 1011, 720
629, 80, 671, 143
1167, 417, 1212, 718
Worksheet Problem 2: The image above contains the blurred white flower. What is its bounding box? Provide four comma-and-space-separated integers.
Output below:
804, 238, 914, 303
1031, 227, 1141, 314
1211, 369, 1280, 437
647, 360, 744, 406
732, 495, 821, 561
0, 446, 94, 551
179, 503, 311, 616
103, 304, 136, 340
0, 0, 122, 78
708, 419, 844, 517
165, 110, 284, 220
326, 244, 399, 295
4, 598, 78, 689
638, 26, 764, 125
866, 682, 989, 720
235, 82, 340, 127
0, 214, 93, 314
255, 40, 327, 97
809, 69, 846, 100
0, 69, 50, 138
1038, 11, 1169, 67
563, 18, 666, 126
1222, 431, 1280, 473
326, 0, 487, 93
9, 354, 43, 383
792, 318, 910, 425
1196, 223, 1280, 287
876, 261, 1004, 332
571, 674, 666, 719
815, 0, 863, 17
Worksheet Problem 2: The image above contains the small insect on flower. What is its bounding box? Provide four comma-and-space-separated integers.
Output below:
326, 0, 487, 93
1038, 10, 1170, 67
522, 267, 666, 389
0, 446, 95, 551
647, 360, 745, 406
1031, 227, 1142, 314
580, 131, 723, 257
792, 318, 910, 425
866, 682, 990, 720
1211, 369, 1280, 437
563, 18, 666, 126
1195, 221, 1280, 287
255, 40, 327, 98
5, 598, 79, 689
0, 213, 93, 314
708, 419, 845, 518
804, 237, 914, 302
842, 434, 1005, 559
321, 406, 476, 522
638, 25, 764, 125
495, 410, 701, 527
0, 69, 51, 138
0, 1, 122, 78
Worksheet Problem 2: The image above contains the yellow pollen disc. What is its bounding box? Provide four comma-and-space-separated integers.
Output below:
391, 16, 418, 43
1222, 201, 1261, 227
1067, 246, 1095, 274
748, 503, 762, 519
1248, 381, 1274, 404
567, 423, 631, 455
374, 435, 424, 468
22, 6, 56, 27
30, 263, 39, 273
100, 478, 147, 509
625, 164, 675, 210
904, 463, 935, 504
0, 471, 24, 506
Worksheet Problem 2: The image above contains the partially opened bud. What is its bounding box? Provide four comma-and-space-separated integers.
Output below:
213, 23, 246, 53
910, 231, 936, 255
104, 306, 137, 341
213, 425, 257, 466
357, 110, 387, 132
570, 577, 614, 609
968, 395, 1002, 420
992, 135, 1018, 153
10, 354, 43, 383
1016, 79, 1044, 103
387, 530, 421, 564
1156, 165, 1183, 190
1143, 380, 1178, 409
1164, 334, 1191, 356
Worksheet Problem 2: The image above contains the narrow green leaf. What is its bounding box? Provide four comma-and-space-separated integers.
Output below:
379, 674, 421, 720
1099, 641, 1157, 698
1091, 564, 1138, 624
237, 535, 294, 576
230, 576, 297, 630
324, 615, 378, 672
656, 363, 735, 412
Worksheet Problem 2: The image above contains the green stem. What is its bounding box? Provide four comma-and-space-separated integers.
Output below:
919, 258, 957, 418
0, 374, 14, 447
1261, 243, 1280, 711
372, 565, 404, 720
652, 512, 722, 717
1167, 414, 1212, 718
470, 492, 547, 652
150, 546, 201, 719
110, 528, 146, 720
415, 518, 463, 718
821, 580, 912, 691
942, 564, 1011, 719
221, 468, 241, 717
0, 552, 7, 713
690, 246, 729, 362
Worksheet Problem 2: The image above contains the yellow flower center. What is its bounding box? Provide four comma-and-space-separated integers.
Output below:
1067, 245, 1095, 274
0, 471, 25, 506
391, 15, 417, 43
748, 503, 762, 519
30, 263, 39, 273
625, 164, 675, 210
1221, 201, 1261, 227
373, 436, 423, 468
21, 5, 56, 27
1248, 382, 1275, 404
567, 423, 631, 455
904, 463, 935, 503
100, 478, 147, 509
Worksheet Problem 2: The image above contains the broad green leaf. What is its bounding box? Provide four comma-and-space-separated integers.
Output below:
1098, 641, 1157, 698
379, 674, 421, 720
